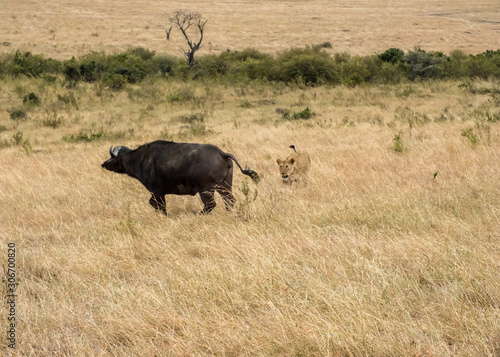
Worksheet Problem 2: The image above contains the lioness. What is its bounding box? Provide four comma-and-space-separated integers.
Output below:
276, 145, 311, 185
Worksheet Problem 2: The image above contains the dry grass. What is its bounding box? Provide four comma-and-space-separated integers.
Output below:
1, 1, 500, 356
1, 0, 500, 60
1, 76, 500, 356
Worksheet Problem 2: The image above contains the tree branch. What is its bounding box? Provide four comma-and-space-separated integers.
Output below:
169, 9, 207, 67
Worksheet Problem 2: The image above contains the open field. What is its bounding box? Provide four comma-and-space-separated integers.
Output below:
1, 0, 500, 60
1, 76, 500, 355
1, 0, 500, 356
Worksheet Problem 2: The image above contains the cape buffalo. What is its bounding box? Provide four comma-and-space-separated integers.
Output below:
101, 140, 259, 214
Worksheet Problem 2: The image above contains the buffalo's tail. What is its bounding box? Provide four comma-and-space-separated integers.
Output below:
226, 154, 260, 183
242, 169, 260, 183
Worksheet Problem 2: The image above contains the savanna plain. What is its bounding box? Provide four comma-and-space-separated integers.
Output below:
1, 1, 500, 356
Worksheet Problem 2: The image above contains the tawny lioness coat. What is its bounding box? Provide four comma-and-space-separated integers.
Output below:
276, 145, 311, 185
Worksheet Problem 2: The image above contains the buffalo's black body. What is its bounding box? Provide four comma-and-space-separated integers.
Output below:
102, 140, 259, 214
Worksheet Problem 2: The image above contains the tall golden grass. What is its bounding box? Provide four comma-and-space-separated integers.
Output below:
1, 76, 499, 355
1, 0, 500, 355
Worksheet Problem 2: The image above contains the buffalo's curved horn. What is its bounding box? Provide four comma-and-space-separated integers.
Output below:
110, 146, 122, 157
112, 146, 122, 157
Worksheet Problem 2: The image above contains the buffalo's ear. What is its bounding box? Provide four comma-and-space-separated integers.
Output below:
276, 158, 283, 165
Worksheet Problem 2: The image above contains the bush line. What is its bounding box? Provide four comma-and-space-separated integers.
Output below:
1, 46, 500, 87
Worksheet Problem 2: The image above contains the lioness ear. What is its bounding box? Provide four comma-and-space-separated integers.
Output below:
289, 158, 295, 164
277, 158, 283, 165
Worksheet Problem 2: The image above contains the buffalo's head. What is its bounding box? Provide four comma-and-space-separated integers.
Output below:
101, 146, 131, 173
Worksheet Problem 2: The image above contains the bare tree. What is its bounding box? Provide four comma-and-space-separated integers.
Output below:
166, 26, 172, 40
169, 9, 207, 67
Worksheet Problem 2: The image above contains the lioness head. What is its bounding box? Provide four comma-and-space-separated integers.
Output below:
276, 157, 296, 184
277, 146, 311, 185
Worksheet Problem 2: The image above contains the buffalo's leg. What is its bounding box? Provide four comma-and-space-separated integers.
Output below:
217, 186, 235, 210
220, 191, 236, 210
199, 191, 216, 214
149, 193, 166, 213
218, 170, 235, 210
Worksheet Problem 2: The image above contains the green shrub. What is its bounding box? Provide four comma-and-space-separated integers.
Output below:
153, 55, 180, 77
443, 50, 468, 78
12, 131, 24, 145
226, 48, 271, 62
196, 54, 231, 78
3, 50, 62, 77
294, 107, 314, 119
200, 48, 274, 81
405, 49, 447, 80
113, 64, 144, 84
23, 92, 40, 106
62, 62, 81, 82
203, 49, 275, 82
333, 52, 351, 65
2, 46, 500, 86
112, 54, 149, 83
462, 54, 500, 79
379, 48, 405, 64
377, 61, 406, 84
102, 73, 127, 90
166, 93, 183, 102
238, 179, 258, 210
336, 52, 397, 85
274, 47, 339, 85
392, 132, 405, 153
63, 52, 107, 82
232, 57, 274, 81
79, 59, 105, 82
125, 47, 156, 61
340, 55, 378, 86
342, 72, 365, 87
9, 108, 27, 120
461, 127, 480, 145
63, 51, 150, 84
283, 107, 315, 120
63, 127, 104, 142
11, 131, 32, 153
